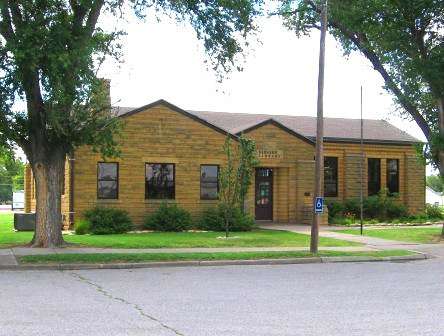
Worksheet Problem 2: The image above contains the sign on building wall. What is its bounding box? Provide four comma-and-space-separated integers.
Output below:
257, 149, 284, 160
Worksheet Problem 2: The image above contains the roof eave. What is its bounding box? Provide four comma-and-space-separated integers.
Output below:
318, 137, 422, 146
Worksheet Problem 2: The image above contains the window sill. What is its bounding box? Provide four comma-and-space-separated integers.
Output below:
97, 199, 122, 203
144, 199, 176, 204
200, 199, 219, 203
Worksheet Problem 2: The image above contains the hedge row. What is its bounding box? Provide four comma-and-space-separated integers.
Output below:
75, 203, 256, 235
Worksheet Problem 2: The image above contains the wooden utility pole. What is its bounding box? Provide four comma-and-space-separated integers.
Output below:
311, 0, 328, 254
360, 86, 364, 235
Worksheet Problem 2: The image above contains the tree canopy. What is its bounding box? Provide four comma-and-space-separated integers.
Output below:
0, 1, 264, 160
426, 174, 443, 193
0, 0, 263, 247
279, 0, 444, 172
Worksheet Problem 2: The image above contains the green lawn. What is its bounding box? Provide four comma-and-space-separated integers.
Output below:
339, 227, 443, 244
64, 230, 360, 248
19, 250, 414, 264
0, 213, 359, 248
0, 213, 33, 248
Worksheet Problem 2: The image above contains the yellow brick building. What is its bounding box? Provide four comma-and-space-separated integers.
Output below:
24, 99, 425, 229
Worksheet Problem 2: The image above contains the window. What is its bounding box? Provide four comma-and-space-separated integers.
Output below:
387, 159, 399, 194
368, 158, 381, 196
324, 157, 338, 197
97, 162, 118, 199
145, 163, 175, 199
201, 165, 219, 200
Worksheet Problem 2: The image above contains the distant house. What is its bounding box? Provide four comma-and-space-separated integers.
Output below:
12, 191, 24, 210
24, 96, 425, 230
426, 187, 443, 206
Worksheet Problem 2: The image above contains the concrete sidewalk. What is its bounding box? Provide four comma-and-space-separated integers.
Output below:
263, 224, 418, 246
262, 224, 444, 258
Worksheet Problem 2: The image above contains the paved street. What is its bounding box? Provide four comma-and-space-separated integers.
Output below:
1, 257, 444, 336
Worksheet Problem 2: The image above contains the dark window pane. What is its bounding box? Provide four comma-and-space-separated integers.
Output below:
368, 158, 381, 196
97, 162, 118, 199
324, 157, 338, 197
201, 165, 218, 200
387, 159, 399, 194
146, 163, 175, 199
98, 163, 117, 180
98, 181, 118, 199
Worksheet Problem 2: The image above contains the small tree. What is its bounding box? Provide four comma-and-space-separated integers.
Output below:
219, 134, 259, 237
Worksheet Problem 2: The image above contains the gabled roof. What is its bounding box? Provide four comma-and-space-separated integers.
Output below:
113, 99, 421, 145
188, 110, 421, 145
235, 118, 315, 145
113, 99, 237, 140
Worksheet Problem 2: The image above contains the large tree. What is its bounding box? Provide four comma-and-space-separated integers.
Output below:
278, 0, 443, 173
0, 0, 263, 247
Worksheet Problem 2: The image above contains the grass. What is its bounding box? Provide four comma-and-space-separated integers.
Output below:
339, 227, 443, 244
0, 213, 33, 248
64, 230, 360, 248
0, 213, 359, 248
19, 250, 415, 264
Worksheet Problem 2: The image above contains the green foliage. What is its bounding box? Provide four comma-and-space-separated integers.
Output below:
425, 204, 444, 219
84, 207, 134, 235
74, 220, 91, 235
0, 1, 263, 158
144, 203, 192, 232
197, 205, 256, 232
329, 216, 356, 226
0, 151, 25, 202
219, 135, 259, 236
279, 0, 444, 171
0, 0, 263, 246
327, 201, 344, 220
426, 175, 443, 193
328, 190, 408, 224
343, 198, 360, 216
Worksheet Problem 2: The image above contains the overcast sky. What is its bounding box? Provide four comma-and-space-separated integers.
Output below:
99, 10, 432, 173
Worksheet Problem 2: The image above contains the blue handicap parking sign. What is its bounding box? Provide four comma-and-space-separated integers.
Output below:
314, 197, 324, 213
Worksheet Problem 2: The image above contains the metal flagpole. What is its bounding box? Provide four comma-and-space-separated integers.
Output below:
360, 86, 364, 235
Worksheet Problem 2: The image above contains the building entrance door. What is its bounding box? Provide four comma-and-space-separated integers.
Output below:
255, 168, 273, 220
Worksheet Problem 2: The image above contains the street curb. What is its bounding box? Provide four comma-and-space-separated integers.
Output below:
0, 253, 429, 271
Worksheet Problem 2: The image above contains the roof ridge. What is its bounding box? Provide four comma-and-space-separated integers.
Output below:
188, 109, 389, 122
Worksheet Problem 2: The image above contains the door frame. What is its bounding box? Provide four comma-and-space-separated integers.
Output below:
254, 168, 273, 221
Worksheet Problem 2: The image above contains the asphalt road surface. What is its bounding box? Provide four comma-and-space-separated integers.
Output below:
1, 258, 444, 336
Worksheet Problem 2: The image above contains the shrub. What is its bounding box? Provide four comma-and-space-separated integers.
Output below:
327, 201, 344, 220
197, 205, 256, 232
144, 203, 192, 232
425, 204, 444, 219
74, 220, 91, 235
363, 196, 380, 219
329, 216, 355, 226
84, 207, 134, 235
385, 201, 408, 219
343, 198, 360, 216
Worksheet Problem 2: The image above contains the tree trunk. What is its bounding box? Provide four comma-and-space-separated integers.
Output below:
30, 149, 66, 247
